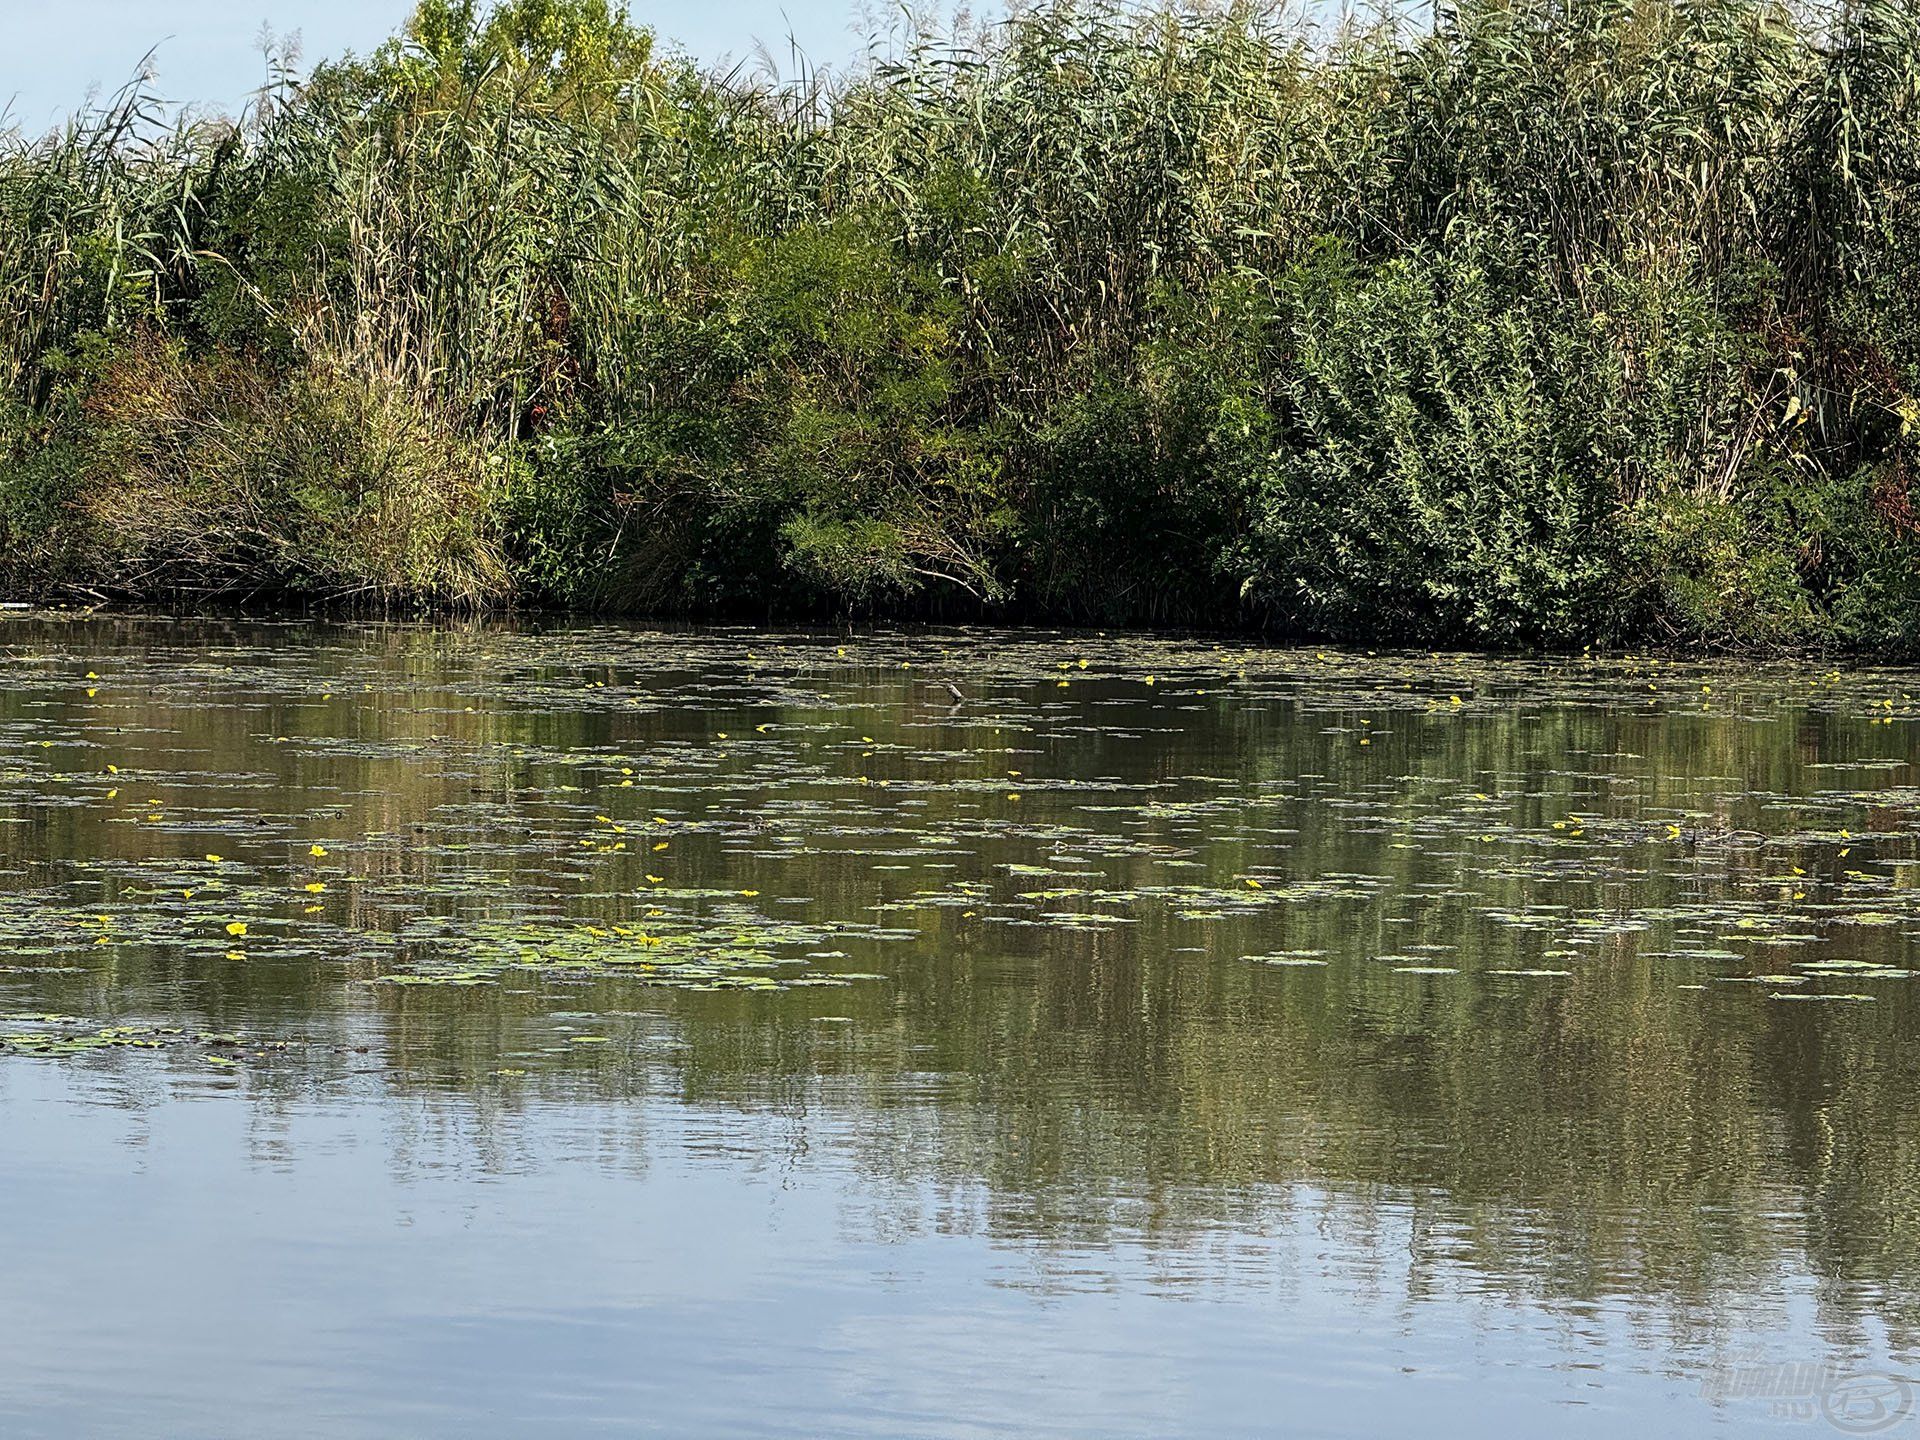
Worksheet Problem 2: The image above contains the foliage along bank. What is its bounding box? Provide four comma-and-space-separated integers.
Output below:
3, 0, 1919, 649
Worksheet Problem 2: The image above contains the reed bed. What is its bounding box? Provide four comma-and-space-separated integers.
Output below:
2, 0, 1917, 645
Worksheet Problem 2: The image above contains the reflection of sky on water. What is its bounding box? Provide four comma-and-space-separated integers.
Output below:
2, 1063, 1863, 1439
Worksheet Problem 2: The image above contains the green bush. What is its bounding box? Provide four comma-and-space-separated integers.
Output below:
1, 0, 1917, 650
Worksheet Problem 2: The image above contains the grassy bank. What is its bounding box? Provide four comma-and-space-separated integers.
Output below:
3, 0, 1919, 648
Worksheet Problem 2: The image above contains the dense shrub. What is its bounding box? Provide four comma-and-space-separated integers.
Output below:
2, 0, 1918, 647
69, 338, 507, 603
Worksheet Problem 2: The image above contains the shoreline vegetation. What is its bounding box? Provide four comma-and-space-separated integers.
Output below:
2, 0, 1918, 651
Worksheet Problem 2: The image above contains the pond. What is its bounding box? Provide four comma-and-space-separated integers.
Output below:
3, 614, 1919, 1437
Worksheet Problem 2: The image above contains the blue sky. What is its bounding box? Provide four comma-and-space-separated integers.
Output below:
2, 1, 938, 131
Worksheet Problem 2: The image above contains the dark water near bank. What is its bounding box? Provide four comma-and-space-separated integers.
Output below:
4, 616, 1920, 1437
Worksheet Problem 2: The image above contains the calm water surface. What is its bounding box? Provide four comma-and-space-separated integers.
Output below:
4, 615, 1920, 1437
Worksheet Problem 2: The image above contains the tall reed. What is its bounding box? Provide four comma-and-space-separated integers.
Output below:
2, 0, 1917, 643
